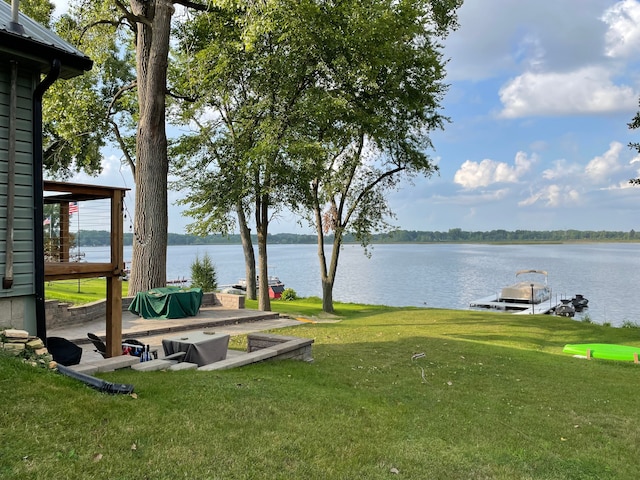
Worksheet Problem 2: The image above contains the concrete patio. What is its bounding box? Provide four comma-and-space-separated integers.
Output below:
47, 305, 304, 365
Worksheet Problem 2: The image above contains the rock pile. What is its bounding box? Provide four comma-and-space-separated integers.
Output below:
0, 329, 56, 368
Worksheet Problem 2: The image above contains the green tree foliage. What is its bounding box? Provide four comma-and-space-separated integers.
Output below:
9, 0, 54, 26
171, 0, 324, 310
280, 288, 298, 301
5, 0, 114, 177
48, 0, 210, 296
288, 0, 462, 312
190, 253, 217, 292
171, 0, 462, 313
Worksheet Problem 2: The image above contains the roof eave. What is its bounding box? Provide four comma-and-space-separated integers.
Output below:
0, 30, 93, 79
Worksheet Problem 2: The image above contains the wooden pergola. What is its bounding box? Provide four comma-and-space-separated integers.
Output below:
44, 180, 128, 357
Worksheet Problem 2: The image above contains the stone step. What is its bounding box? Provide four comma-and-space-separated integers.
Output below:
131, 359, 179, 372
66, 355, 140, 375
168, 362, 198, 371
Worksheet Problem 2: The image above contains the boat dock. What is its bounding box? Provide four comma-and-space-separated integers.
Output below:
470, 295, 560, 315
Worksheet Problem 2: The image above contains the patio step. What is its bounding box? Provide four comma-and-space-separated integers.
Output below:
131, 359, 179, 372
65, 355, 140, 375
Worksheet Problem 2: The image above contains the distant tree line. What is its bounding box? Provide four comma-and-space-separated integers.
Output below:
76, 228, 638, 247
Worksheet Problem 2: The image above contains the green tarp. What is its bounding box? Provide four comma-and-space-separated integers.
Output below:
128, 287, 203, 319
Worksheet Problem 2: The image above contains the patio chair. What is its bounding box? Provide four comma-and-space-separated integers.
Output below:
87, 332, 107, 358
121, 338, 158, 360
87, 333, 157, 359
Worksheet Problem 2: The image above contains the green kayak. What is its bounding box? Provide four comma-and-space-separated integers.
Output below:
563, 343, 640, 362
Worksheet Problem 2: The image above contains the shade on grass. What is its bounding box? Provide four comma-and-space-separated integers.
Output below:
2, 303, 640, 479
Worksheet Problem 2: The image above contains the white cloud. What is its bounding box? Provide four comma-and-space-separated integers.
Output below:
454, 151, 535, 189
498, 66, 638, 118
519, 185, 582, 207
542, 159, 584, 181
602, 0, 640, 58
518, 141, 637, 209
585, 141, 626, 181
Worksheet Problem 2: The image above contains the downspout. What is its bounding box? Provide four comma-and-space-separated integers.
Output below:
3, 62, 18, 289
33, 59, 61, 341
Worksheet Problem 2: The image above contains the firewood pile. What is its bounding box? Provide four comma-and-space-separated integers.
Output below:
0, 329, 56, 369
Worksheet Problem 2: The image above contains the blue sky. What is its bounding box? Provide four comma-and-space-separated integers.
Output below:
56, 0, 640, 234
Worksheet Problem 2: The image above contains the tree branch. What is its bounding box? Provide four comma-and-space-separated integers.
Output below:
108, 81, 138, 116
108, 119, 136, 178
166, 88, 199, 103
80, 17, 130, 43
173, 0, 211, 11
115, 0, 152, 27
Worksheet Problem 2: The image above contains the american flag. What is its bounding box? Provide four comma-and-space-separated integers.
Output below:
69, 201, 79, 214
43, 216, 51, 225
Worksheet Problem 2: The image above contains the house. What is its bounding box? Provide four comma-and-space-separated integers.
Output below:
1, 2, 92, 338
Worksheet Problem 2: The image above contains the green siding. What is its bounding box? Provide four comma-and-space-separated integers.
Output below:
0, 61, 35, 298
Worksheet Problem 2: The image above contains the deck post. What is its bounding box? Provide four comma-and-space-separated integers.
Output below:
105, 189, 125, 357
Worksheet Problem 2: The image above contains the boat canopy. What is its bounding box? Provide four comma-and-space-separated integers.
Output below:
515, 269, 547, 277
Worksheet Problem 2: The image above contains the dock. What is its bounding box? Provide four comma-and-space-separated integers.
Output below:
470, 295, 560, 315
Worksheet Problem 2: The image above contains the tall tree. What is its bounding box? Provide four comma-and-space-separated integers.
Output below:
289, 0, 461, 312
56, 0, 210, 295
171, 1, 315, 310
171, 0, 460, 313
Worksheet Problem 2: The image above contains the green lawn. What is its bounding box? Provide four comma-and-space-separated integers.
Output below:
3, 300, 640, 479
45, 278, 130, 304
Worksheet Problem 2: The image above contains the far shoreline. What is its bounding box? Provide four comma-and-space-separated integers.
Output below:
75, 228, 640, 247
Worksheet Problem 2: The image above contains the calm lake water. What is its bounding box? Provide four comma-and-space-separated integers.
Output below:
81, 243, 640, 327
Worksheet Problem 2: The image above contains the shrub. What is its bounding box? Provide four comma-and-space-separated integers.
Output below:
281, 288, 298, 301
190, 253, 217, 292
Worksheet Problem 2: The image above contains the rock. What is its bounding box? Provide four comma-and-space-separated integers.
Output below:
26, 338, 44, 349
2, 329, 29, 341
2, 343, 25, 352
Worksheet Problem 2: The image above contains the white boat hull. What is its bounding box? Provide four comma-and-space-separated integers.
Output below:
470, 294, 560, 315
470, 269, 557, 314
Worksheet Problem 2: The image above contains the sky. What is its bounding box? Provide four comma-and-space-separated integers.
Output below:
51, 0, 640, 234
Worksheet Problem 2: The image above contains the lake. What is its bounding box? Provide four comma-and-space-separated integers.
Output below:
80, 242, 640, 327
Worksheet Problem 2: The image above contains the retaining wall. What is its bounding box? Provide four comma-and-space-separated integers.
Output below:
45, 291, 245, 329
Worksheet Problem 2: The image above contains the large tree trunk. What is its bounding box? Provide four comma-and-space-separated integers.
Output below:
315, 199, 341, 314
127, 0, 173, 295
256, 195, 271, 311
323, 232, 342, 313
236, 202, 256, 299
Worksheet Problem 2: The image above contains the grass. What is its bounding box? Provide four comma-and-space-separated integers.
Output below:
45, 279, 130, 305
13, 297, 640, 478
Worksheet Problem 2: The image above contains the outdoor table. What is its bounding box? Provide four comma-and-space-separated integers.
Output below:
128, 286, 203, 319
162, 332, 230, 366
